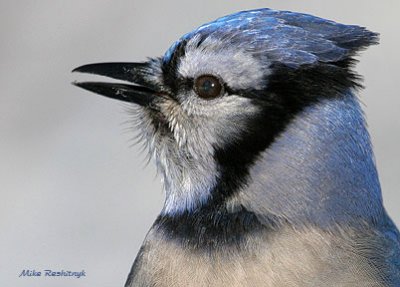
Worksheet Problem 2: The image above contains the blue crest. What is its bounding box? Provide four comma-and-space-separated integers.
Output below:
163, 8, 378, 68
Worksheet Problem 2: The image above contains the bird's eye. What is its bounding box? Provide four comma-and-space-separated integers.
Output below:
194, 75, 223, 99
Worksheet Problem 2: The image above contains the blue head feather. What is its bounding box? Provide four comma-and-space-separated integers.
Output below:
163, 8, 379, 68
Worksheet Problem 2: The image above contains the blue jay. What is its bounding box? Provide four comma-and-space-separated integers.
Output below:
73, 8, 400, 287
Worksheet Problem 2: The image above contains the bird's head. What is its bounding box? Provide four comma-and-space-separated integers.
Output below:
73, 9, 379, 216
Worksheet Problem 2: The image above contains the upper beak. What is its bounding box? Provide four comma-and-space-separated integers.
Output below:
72, 62, 157, 106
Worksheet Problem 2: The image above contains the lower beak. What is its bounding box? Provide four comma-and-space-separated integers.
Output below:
72, 62, 156, 106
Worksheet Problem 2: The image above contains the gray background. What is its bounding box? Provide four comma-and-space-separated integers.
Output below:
0, 1, 399, 286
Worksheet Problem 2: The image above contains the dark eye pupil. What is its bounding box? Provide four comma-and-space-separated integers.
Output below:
202, 79, 215, 93
194, 75, 223, 99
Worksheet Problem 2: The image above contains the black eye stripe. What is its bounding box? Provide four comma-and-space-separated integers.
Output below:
224, 84, 235, 95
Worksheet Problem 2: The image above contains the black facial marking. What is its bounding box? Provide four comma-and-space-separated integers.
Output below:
156, 57, 362, 248
212, 60, 362, 200
162, 39, 188, 93
195, 34, 207, 48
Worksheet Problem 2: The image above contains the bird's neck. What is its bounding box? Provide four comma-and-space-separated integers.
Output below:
159, 92, 386, 228
238, 92, 385, 227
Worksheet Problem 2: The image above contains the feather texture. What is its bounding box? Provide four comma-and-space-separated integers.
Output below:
164, 8, 379, 68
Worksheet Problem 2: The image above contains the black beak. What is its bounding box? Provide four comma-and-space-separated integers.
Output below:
72, 62, 157, 105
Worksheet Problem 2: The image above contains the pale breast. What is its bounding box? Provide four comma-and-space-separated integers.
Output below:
127, 226, 390, 287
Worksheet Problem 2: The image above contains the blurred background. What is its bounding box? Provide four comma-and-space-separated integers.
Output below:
1, 1, 399, 286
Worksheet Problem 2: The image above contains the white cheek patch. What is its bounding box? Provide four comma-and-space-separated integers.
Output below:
138, 95, 260, 216
179, 93, 260, 149
154, 101, 218, 214
130, 41, 265, 215
178, 37, 270, 90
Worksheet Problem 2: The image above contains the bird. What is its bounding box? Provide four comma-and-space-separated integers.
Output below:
72, 8, 400, 287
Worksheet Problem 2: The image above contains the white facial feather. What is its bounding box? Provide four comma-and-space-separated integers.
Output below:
179, 34, 271, 90
133, 92, 259, 214
161, 94, 259, 214
129, 39, 269, 214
